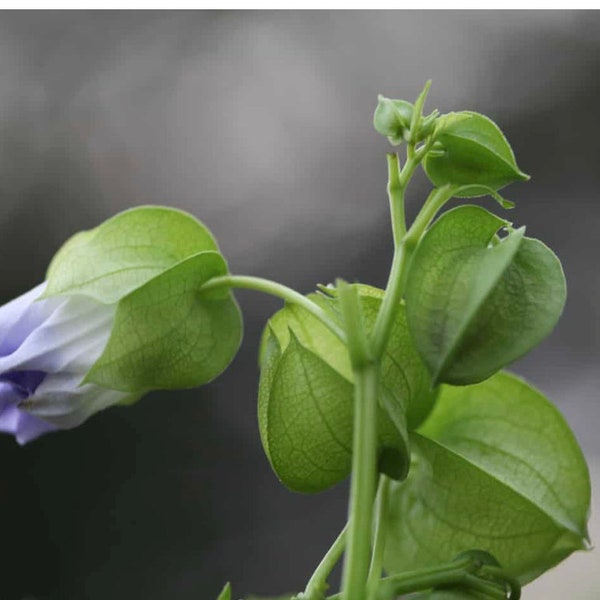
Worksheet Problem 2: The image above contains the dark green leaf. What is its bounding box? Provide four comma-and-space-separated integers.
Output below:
405, 205, 566, 385
86, 252, 242, 393
383, 372, 590, 584
424, 112, 529, 195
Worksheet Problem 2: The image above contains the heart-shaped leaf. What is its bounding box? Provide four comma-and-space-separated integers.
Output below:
405, 205, 566, 385
383, 372, 590, 584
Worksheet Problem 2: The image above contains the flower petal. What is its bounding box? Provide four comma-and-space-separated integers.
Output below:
0, 380, 56, 444
0, 283, 56, 356
0, 381, 21, 431
22, 372, 130, 429
14, 411, 57, 445
0, 291, 115, 375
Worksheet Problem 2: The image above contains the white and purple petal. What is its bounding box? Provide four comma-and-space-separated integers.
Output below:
0, 283, 125, 444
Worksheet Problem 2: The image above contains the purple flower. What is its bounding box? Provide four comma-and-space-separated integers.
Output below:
0, 283, 129, 444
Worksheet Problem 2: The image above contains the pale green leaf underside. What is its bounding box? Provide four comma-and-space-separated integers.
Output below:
262, 284, 436, 429
383, 372, 590, 584
86, 251, 242, 393
258, 284, 435, 492
260, 329, 410, 493
45, 205, 219, 303
406, 205, 566, 385
267, 334, 355, 493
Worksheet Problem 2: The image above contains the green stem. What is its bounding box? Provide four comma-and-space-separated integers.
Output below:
480, 566, 521, 600
337, 281, 372, 367
302, 525, 348, 600
366, 475, 391, 599
339, 363, 380, 600
403, 183, 458, 250
330, 556, 478, 600
370, 240, 410, 360
200, 275, 346, 343
371, 182, 457, 360
386, 154, 406, 244
463, 575, 507, 599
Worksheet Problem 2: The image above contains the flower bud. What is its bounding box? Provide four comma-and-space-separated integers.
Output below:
373, 95, 414, 145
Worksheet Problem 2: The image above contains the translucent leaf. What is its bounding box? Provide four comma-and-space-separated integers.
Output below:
383, 372, 590, 585
86, 251, 242, 393
45, 206, 219, 303
258, 285, 435, 493
405, 205, 566, 385
265, 334, 355, 493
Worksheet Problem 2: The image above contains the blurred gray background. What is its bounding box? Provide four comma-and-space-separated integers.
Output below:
0, 10, 598, 600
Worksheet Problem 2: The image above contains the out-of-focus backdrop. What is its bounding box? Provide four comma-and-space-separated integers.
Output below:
0, 11, 598, 600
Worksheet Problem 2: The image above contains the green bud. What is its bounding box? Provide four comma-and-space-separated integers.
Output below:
373, 95, 414, 145
374, 95, 440, 145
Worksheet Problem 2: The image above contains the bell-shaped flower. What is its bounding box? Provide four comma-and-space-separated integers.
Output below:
0, 206, 242, 444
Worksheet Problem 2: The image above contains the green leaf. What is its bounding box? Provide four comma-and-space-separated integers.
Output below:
217, 583, 232, 600
405, 205, 566, 385
383, 372, 590, 585
373, 96, 414, 145
265, 333, 355, 493
257, 327, 282, 463
258, 284, 435, 493
86, 251, 242, 393
44, 206, 219, 303
424, 111, 529, 195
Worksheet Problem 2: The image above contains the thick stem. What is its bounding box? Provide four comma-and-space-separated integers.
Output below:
200, 275, 346, 342
340, 363, 380, 600
302, 525, 348, 600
